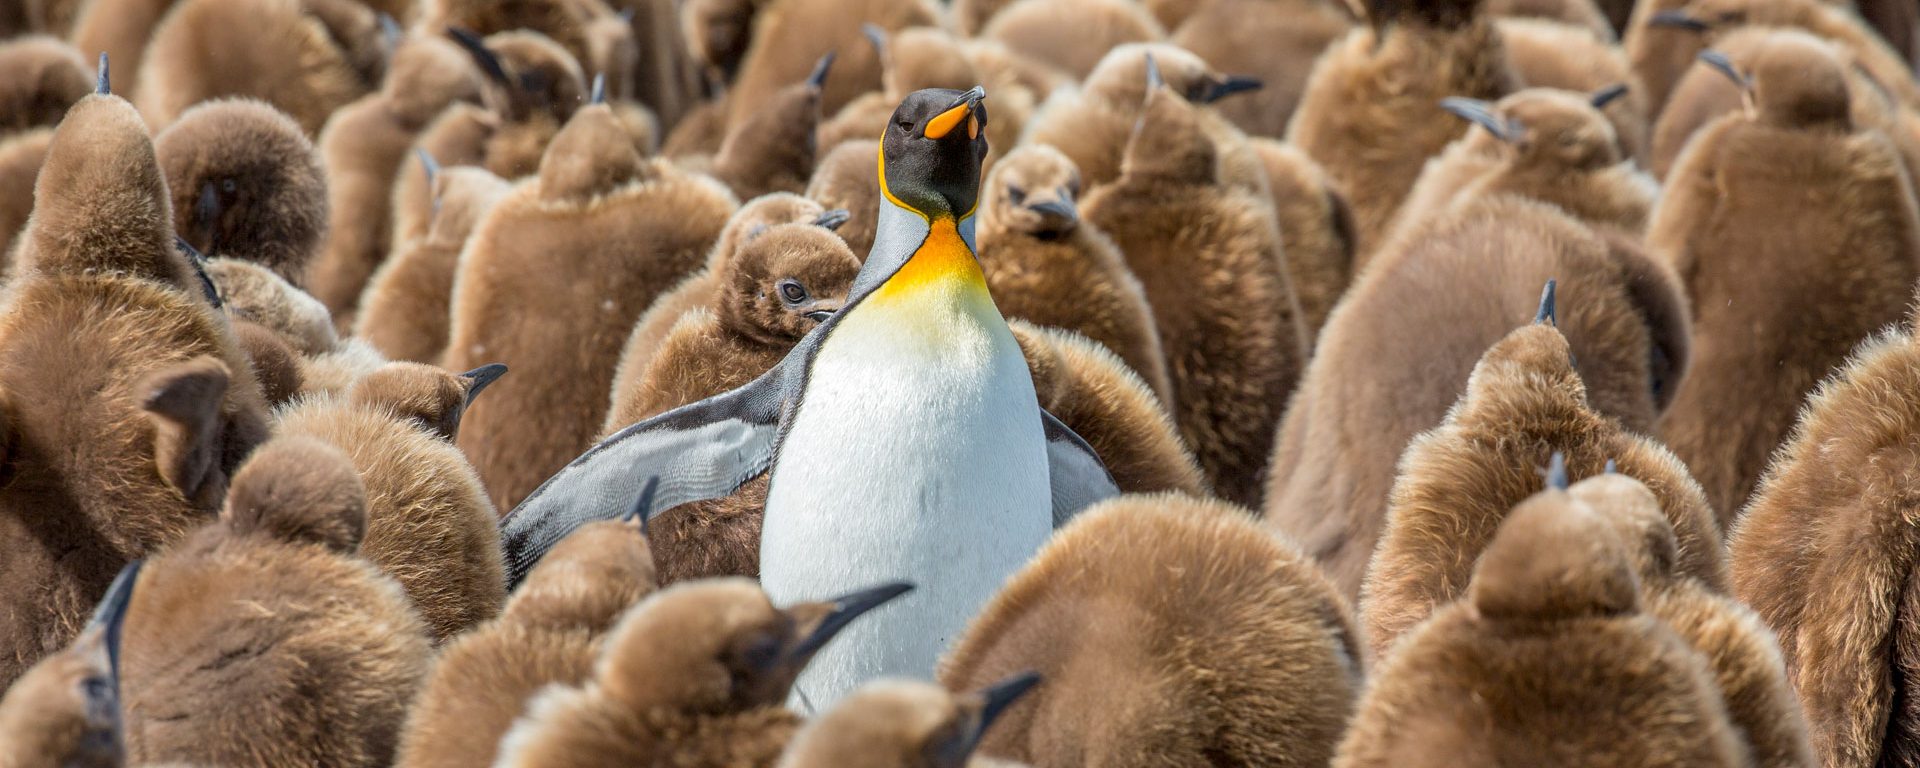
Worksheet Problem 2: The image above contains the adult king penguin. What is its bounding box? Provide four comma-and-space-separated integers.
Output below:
499, 86, 1118, 709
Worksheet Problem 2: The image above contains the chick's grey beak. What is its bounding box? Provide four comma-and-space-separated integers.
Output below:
785, 581, 914, 662
1200, 74, 1264, 104
460, 363, 509, 404
1439, 97, 1518, 143
960, 672, 1043, 756
813, 209, 851, 231
804, 308, 836, 322
1025, 197, 1078, 223
1697, 50, 1748, 89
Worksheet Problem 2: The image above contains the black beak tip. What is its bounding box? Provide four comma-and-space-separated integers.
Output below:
1533, 278, 1557, 326
1202, 74, 1264, 103
460, 362, 509, 402
1026, 199, 1078, 222
624, 475, 661, 533
96, 52, 109, 95
1590, 82, 1630, 109
89, 559, 143, 678
1650, 10, 1710, 31
861, 23, 887, 53
1697, 50, 1748, 89
448, 26, 510, 84
976, 671, 1043, 731
808, 51, 836, 89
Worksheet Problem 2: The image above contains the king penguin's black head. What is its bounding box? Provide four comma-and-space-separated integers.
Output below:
881, 86, 990, 220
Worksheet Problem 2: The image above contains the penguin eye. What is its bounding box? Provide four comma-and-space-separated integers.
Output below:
220, 179, 237, 194
896, 118, 916, 133
1006, 185, 1026, 205
1066, 176, 1081, 198
777, 279, 810, 305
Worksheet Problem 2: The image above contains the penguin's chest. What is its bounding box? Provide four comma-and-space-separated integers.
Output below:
760, 249, 1052, 699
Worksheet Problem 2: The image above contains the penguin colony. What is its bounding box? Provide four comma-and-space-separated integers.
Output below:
3, 0, 1920, 764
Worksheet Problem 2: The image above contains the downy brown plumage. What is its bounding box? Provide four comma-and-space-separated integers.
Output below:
1168, 0, 1353, 137
307, 33, 486, 326
721, 0, 939, 128
1361, 315, 1722, 658
444, 100, 736, 511
1333, 485, 1749, 768
118, 436, 430, 766
804, 138, 882, 256
153, 99, 329, 284
1266, 196, 1689, 598
355, 162, 512, 365
777, 677, 1043, 768
0, 562, 138, 768
1081, 60, 1305, 506
395, 506, 659, 768
940, 493, 1362, 767
1250, 138, 1357, 343
1652, 36, 1920, 516
977, 145, 1173, 404
134, 0, 385, 135
982, 0, 1166, 81
1285, 0, 1518, 263
1496, 18, 1651, 165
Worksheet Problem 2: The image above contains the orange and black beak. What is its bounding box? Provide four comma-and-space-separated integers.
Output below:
924, 86, 987, 141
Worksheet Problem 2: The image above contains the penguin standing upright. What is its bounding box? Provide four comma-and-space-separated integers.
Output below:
499, 87, 1118, 709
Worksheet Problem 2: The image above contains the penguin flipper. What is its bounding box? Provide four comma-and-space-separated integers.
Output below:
1042, 408, 1120, 527
499, 373, 785, 587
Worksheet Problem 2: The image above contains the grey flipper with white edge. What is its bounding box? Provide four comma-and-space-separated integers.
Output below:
1042, 409, 1119, 526
499, 368, 787, 587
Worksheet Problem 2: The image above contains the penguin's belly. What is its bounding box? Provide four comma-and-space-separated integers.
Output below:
762, 297, 1051, 708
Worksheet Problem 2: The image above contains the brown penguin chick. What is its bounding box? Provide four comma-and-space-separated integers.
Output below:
153, 99, 328, 284
355, 163, 513, 365
983, 0, 1166, 82
420, 0, 638, 102
134, 0, 384, 136
445, 102, 736, 511
1360, 318, 1725, 659
977, 145, 1173, 404
117, 436, 431, 766
492, 578, 913, 768
662, 93, 732, 159
0, 129, 53, 264
604, 222, 856, 585
1649, 28, 1919, 181
1731, 320, 1920, 768
609, 0, 702, 132
1080, 69, 1305, 507
1251, 137, 1356, 342
1653, 38, 1920, 517
1650, 0, 1920, 109
272, 363, 506, 642
0, 36, 92, 136
307, 33, 487, 326
1168, 0, 1353, 138
1856, 0, 1916, 71
1571, 472, 1815, 768
1285, 0, 1519, 264
704, 54, 831, 201
776, 677, 1043, 768
1623, 0, 1708, 120
0, 89, 271, 686
1264, 197, 1691, 598
0, 561, 136, 768
805, 138, 882, 256
1010, 321, 1208, 496
1496, 18, 1652, 165
940, 492, 1362, 767
202, 257, 339, 358
1024, 43, 1271, 194
385, 28, 589, 248
396, 511, 660, 768
607, 192, 843, 392
722, 0, 939, 127
1332, 489, 1749, 768
1389, 86, 1657, 245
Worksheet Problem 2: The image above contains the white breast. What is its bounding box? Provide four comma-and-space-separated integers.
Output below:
761, 289, 1051, 710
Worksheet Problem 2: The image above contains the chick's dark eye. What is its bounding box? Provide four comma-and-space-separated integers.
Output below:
1007, 185, 1026, 205
221, 179, 237, 194
778, 279, 809, 305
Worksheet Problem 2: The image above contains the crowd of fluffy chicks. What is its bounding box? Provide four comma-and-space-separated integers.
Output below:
1, 0, 1919, 764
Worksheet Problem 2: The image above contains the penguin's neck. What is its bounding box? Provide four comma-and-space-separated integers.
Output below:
853, 213, 1006, 349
